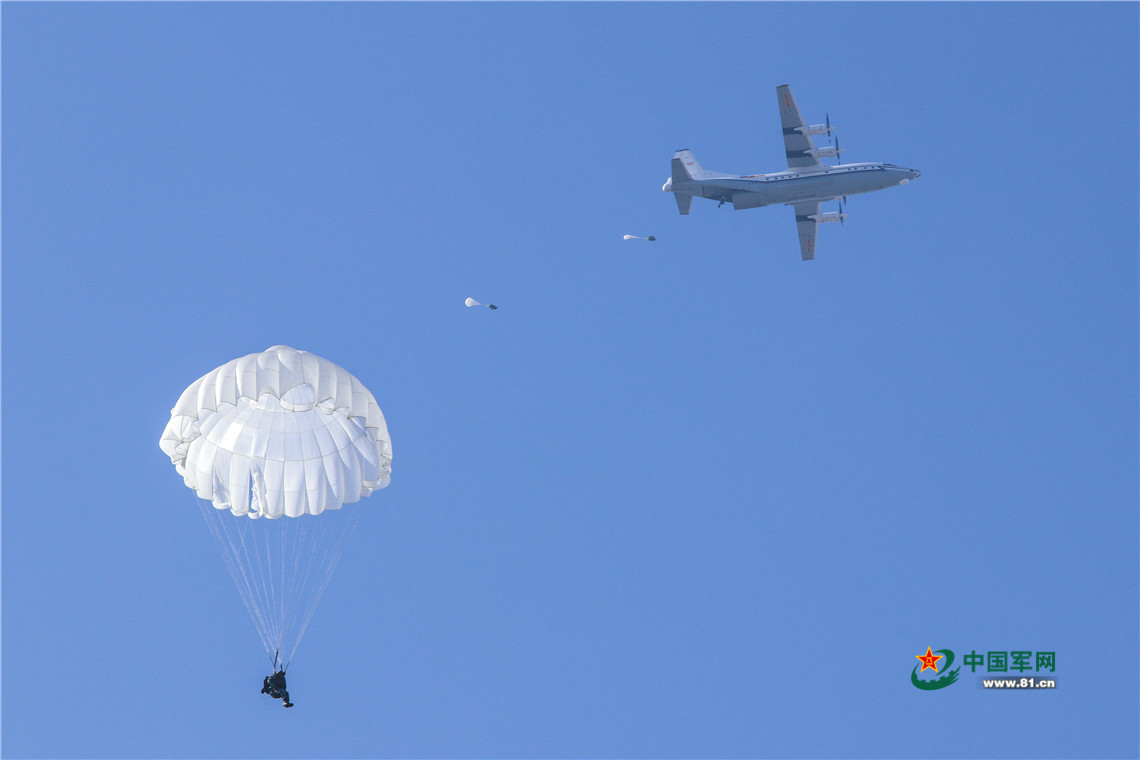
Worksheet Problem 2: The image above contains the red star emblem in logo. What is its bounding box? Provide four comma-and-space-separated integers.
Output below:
915, 646, 943, 673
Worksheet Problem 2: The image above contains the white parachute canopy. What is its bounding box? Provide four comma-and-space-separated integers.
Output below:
159, 346, 392, 665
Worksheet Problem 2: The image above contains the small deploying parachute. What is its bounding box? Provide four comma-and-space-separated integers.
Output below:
159, 346, 392, 677
623, 234, 656, 241
465, 297, 498, 310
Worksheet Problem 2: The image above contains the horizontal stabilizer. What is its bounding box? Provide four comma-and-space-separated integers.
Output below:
674, 192, 693, 215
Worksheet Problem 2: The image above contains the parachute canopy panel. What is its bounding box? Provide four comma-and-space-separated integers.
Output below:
160, 346, 392, 518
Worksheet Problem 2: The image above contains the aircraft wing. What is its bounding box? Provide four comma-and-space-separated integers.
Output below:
793, 201, 820, 260
777, 85, 824, 171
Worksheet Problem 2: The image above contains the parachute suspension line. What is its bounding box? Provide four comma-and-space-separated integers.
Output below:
286, 514, 327, 665
243, 510, 282, 655
193, 490, 365, 669
281, 515, 313, 665
192, 493, 277, 658
281, 506, 363, 667
228, 504, 281, 657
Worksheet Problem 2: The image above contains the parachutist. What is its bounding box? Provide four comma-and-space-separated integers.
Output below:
465, 297, 497, 310
262, 670, 293, 708
161, 348, 391, 689
647, 236, 656, 241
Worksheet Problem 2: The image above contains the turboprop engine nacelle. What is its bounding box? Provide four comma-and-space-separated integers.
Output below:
798, 123, 834, 136
809, 146, 843, 159
809, 211, 847, 224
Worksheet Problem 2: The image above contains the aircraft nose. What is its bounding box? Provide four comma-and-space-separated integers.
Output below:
662, 177, 673, 192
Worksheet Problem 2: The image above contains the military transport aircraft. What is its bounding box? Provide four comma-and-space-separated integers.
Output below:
663, 84, 920, 260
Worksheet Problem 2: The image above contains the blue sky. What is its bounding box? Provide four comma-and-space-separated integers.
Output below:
3, 2, 1137, 758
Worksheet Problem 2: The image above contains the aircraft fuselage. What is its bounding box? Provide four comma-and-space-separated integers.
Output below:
663, 162, 920, 210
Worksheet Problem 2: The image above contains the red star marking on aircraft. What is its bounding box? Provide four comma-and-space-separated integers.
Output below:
915, 647, 943, 673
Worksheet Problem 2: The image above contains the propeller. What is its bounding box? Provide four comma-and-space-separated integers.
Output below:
834, 135, 842, 166
839, 199, 846, 227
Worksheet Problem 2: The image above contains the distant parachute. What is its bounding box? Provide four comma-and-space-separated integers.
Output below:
623, 234, 657, 241
159, 346, 392, 668
465, 297, 498, 310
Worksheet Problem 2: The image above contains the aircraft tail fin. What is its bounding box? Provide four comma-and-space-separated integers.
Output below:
671, 149, 709, 182
669, 150, 703, 215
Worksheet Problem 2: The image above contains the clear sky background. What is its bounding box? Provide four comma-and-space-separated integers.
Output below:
3, 3, 1137, 759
